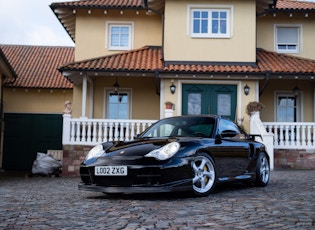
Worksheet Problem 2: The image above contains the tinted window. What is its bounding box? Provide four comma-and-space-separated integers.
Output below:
218, 119, 244, 138
141, 117, 215, 138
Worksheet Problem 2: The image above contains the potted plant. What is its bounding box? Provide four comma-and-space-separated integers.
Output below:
165, 101, 173, 109
246, 101, 264, 116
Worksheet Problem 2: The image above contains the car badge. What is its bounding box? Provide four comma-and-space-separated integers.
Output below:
120, 151, 125, 154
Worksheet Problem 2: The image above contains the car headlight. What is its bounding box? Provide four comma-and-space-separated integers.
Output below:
85, 144, 105, 160
145, 142, 180, 160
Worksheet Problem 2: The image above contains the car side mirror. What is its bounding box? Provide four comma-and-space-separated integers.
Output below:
221, 130, 237, 138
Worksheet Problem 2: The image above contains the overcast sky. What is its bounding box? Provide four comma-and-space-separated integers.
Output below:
1, 0, 315, 47
0, 0, 74, 46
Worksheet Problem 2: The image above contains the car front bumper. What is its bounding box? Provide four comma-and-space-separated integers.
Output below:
78, 158, 194, 194
78, 180, 192, 194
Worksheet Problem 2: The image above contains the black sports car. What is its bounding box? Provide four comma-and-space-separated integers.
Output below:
78, 115, 270, 196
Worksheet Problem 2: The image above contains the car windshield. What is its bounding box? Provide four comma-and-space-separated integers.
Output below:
140, 116, 215, 138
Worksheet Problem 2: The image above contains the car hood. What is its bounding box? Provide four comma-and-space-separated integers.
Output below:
83, 137, 213, 165
102, 137, 178, 157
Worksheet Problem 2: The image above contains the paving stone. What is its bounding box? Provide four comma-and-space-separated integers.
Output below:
0, 170, 314, 229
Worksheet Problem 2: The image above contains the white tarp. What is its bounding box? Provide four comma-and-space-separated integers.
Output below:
31, 152, 62, 176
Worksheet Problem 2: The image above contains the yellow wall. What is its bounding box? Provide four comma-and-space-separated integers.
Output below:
72, 76, 160, 120
75, 9, 162, 61
257, 14, 315, 59
164, 0, 256, 62
3, 88, 73, 114
259, 79, 314, 122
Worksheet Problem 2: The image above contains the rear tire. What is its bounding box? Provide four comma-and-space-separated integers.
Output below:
191, 153, 216, 196
255, 152, 270, 187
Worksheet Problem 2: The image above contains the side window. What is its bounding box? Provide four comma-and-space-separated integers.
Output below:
143, 124, 175, 137
105, 90, 131, 119
190, 6, 232, 38
218, 119, 243, 138
106, 22, 134, 50
275, 25, 301, 53
190, 124, 213, 137
276, 94, 300, 122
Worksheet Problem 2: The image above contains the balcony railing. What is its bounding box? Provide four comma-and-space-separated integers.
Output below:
62, 115, 315, 149
263, 122, 315, 149
62, 115, 156, 145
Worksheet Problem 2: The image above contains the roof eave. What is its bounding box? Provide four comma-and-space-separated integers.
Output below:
49, 2, 148, 44
0, 48, 17, 83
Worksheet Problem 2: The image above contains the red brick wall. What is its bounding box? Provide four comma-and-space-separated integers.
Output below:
62, 145, 93, 176
274, 149, 315, 170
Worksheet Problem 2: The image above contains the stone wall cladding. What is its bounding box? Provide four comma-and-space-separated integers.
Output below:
62, 145, 93, 176
274, 149, 315, 170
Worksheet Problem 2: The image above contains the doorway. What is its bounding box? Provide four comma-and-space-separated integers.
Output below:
182, 84, 237, 121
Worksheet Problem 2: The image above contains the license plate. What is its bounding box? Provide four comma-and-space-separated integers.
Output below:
95, 166, 127, 176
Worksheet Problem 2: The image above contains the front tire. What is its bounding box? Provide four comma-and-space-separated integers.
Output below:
255, 152, 270, 187
191, 153, 216, 196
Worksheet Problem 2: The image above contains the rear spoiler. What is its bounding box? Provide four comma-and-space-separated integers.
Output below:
249, 134, 263, 141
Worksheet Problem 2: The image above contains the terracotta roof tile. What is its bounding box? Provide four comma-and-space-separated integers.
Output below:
50, 0, 143, 9
0, 47, 17, 81
60, 46, 315, 76
0, 45, 74, 89
164, 63, 260, 73
276, 0, 315, 10
256, 48, 315, 73
60, 46, 163, 72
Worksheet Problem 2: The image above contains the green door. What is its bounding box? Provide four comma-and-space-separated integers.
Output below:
182, 84, 237, 121
2, 113, 63, 171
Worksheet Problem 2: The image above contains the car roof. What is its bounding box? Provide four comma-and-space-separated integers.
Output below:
162, 114, 224, 120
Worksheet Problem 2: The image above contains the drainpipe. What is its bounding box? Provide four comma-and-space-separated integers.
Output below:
142, 0, 165, 95
142, 0, 165, 60
155, 70, 160, 95
259, 71, 271, 97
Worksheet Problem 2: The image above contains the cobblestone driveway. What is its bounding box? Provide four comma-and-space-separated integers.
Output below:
0, 170, 314, 230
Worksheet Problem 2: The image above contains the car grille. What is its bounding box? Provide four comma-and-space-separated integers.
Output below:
80, 167, 163, 186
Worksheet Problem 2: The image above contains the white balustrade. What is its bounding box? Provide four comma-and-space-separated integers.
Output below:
62, 115, 315, 149
62, 114, 156, 145
263, 122, 315, 149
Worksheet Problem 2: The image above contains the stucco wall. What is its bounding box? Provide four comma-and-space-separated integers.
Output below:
3, 88, 73, 114
164, 0, 256, 62
259, 79, 314, 122
71, 76, 160, 120
75, 9, 162, 61
257, 14, 315, 60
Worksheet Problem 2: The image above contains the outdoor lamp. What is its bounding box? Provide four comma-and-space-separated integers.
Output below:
113, 78, 120, 94
243, 84, 250, 96
293, 86, 299, 97
170, 80, 176, 94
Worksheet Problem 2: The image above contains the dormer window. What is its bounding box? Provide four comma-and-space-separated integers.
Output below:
275, 25, 301, 53
106, 22, 134, 50
189, 5, 233, 38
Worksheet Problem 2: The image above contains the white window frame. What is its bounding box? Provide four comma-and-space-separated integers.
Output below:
187, 4, 233, 38
274, 24, 302, 54
106, 21, 134, 50
103, 88, 132, 119
274, 91, 302, 122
